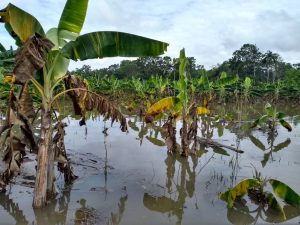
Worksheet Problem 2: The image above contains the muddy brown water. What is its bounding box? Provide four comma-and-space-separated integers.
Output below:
0, 102, 300, 225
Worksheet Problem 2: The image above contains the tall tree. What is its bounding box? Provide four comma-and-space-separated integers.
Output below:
229, 44, 262, 81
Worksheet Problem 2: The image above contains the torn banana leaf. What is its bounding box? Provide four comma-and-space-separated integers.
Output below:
64, 75, 127, 131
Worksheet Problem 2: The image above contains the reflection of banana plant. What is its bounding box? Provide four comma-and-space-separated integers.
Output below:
220, 176, 300, 224
143, 154, 197, 225
251, 103, 292, 134
249, 134, 291, 167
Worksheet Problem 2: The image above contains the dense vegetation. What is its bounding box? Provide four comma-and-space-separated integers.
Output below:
68, 43, 300, 102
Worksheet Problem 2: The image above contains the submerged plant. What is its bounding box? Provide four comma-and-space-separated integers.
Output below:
145, 48, 210, 156
220, 175, 300, 223
251, 102, 292, 134
0, 0, 168, 208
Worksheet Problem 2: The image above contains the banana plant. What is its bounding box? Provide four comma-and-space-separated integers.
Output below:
220, 176, 300, 224
215, 72, 239, 103
0, 1, 168, 208
242, 76, 252, 102
149, 74, 169, 98
145, 49, 209, 156
251, 102, 292, 134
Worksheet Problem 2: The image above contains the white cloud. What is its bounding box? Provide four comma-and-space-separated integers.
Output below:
1, 0, 300, 70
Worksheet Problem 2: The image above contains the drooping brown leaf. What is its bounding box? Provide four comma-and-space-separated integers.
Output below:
188, 104, 198, 147
64, 75, 127, 131
18, 81, 35, 118
53, 121, 78, 184
13, 33, 54, 84
162, 115, 177, 153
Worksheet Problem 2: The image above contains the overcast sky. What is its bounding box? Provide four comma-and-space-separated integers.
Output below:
1, 0, 300, 70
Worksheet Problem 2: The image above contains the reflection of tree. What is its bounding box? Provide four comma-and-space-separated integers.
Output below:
34, 186, 72, 225
0, 185, 72, 225
200, 116, 214, 139
108, 194, 128, 225
248, 133, 291, 167
74, 198, 99, 225
143, 154, 197, 225
0, 193, 28, 225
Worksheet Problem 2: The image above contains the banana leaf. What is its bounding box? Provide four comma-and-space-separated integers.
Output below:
269, 179, 300, 208
58, 0, 88, 35
0, 4, 45, 45
61, 31, 168, 60
145, 97, 180, 120
220, 178, 261, 208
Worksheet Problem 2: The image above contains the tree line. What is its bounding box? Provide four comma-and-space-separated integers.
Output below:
72, 43, 300, 88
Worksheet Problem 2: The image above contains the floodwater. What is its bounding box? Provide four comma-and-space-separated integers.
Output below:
0, 102, 300, 225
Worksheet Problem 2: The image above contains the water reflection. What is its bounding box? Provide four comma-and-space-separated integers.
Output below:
0, 185, 128, 225
227, 198, 300, 225
143, 154, 198, 225
248, 133, 291, 167
0, 192, 28, 225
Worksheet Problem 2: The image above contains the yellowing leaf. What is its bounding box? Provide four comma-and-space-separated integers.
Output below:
197, 106, 210, 115
220, 179, 261, 208
269, 179, 300, 208
145, 97, 180, 122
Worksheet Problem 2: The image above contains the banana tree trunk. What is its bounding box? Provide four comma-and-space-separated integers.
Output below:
33, 106, 52, 208
181, 113, 189, 157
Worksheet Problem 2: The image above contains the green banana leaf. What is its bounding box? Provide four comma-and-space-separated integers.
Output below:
265, 192, 286, 221
220, 178, 261, 208
46, 51, 70, 84
46, 28, 77, 50
47, 0, 88, 49
0, 3, 44, 45
58, 0, 88, 35
61, 31, 168, 61
269, 179, 300, 208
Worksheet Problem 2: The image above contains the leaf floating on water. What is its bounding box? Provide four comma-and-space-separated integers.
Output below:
269, 179, 300, 208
